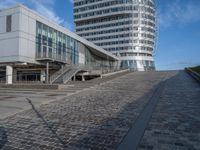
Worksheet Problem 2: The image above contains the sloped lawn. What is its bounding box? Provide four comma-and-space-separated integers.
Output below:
190, 66, 200, 74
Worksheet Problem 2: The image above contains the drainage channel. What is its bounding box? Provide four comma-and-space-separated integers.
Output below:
117, 76, 167, 150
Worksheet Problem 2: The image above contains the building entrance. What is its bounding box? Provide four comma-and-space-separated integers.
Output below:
16, 70, 41, 82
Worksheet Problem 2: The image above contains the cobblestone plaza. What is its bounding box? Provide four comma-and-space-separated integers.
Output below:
0, 71, 199, 150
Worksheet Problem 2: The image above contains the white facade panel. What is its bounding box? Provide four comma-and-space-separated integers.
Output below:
18, 7, 37, 64
0, 6, 21, 63
0, 16, 6, 33
12, 13, 20, 31
0, 38, 19, 62
20, 13, 29, 33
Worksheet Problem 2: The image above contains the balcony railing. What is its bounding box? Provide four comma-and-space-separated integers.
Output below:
36, 51, 68, 63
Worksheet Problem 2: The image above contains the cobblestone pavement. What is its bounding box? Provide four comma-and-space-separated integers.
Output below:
0, 71, 129, 119
0, 71, 169, 150
138, 71, 200, 150
0, 71, 199, 150
0, 89, 68, 119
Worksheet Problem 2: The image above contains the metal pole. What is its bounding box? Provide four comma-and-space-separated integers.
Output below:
61, 64, 64, 73
46, 62, 49, 84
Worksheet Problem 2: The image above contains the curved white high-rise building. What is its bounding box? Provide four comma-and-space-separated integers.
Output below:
74, 0, 156, 71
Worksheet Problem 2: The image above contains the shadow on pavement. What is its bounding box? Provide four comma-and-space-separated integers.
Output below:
0, 126, 7, 149
26, 98, 68, 148
16, 71, 196, 150
61, 71, 179, 150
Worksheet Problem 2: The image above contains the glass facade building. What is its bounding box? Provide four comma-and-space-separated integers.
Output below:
35, 21, 115, 69
0, 5, 118, 84
36, 21, 79, 65
74, 0, 156, 71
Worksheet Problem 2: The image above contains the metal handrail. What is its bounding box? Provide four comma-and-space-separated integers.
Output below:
50, 65, 72, 83
0, 65, 127, 85
185, 68, 200, 83
35, 52, 68, 63
63, 68, 80, 84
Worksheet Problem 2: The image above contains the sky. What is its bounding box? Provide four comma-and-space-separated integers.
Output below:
0, 0, 200, 70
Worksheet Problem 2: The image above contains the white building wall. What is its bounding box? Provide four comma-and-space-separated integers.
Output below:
0, 6, 38, 64
0, 5, 118, 66
0, 7, 20, 63
18, 7, 36, 63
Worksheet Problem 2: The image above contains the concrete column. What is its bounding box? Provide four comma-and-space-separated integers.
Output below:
61, 65, 64, 73
82, 75, 85, 81
41, 70, 45, 83
73, 75, 76, 81
137, 60, 145, 71
46, 62, 49, 84
6, 65, 13, 84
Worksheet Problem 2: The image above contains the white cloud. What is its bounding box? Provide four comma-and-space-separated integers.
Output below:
31, 0, 65, 25
68, 0, 73, 3
0, 0, 67, 27
0, 0, 22, 8
158, 0, 200, 28
65, 21, 73, 31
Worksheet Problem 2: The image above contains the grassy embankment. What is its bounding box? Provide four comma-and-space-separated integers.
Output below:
190, 66, 200, 74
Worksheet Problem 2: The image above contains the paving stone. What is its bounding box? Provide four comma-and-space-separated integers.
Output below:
138, 71, 200, 150
0, 71, 167, 150
1, 71, 199, 150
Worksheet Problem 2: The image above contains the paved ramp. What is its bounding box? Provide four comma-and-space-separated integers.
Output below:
0, 71, 199, 150
138, 71, 200, 150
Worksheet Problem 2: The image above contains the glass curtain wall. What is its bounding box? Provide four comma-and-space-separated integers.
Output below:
35, 21, 115, 70
36, 21, 79, 65
84, 46, 112, 70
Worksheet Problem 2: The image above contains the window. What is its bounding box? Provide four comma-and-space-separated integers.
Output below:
42, 35, 47, 45
35, 21, 80, 64
43, 46, 47, 57
6, 15, 12, 32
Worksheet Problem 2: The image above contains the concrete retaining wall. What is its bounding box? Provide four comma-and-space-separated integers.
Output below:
102, 69, 130, 77
0, 84, 59, 90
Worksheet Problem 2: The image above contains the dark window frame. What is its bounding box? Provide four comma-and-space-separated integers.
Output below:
6, 15, 12, 32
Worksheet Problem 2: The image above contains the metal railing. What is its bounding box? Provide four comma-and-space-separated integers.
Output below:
50, 65, 72, 84
185, 68, 200, 83
62, 67, 80, 84
36, 52, 69, 63
0, 64, 126, 85
49, 64, 123, 84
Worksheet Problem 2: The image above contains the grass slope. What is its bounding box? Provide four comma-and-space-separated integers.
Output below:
190, 66, 200, 74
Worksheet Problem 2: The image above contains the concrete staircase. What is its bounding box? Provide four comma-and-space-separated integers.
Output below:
62, 68, 80, 84
50, 65, 71, 84
51, 66, 80, 84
